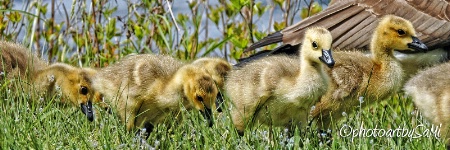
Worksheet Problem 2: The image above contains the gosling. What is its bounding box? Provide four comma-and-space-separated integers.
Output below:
226, 27, 335, 135
311, 15, 428, 130
0, 41, 102, 121
92, 54, 218, 134
33, 63, 103, 121
404, 62, 450, 147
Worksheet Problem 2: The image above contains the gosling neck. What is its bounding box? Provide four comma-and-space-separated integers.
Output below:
299, 55, 326, 78
370, 34, 397, 63
167, 69, 195, 109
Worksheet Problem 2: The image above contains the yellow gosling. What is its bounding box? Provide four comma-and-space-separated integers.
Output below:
0, 41, 103, 121
92, 54, 218, 133
311, 15, 428, 130
226, 27, 335, 135
33, 63, 103, 121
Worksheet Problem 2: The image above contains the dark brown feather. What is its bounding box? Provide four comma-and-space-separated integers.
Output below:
246, 0, 450, 51
237, 44, 299, 67
245, 32, 283, 52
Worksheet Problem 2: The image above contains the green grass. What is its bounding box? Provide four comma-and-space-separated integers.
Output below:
0, 77, 446, 149
0, 0, 447, 149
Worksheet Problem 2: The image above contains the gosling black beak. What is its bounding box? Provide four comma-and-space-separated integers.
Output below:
215, 93, 223, 112
81, 101, 94, 122
319, 49, 335, 68
407, 36, 428, 52
200, 107, 213, 127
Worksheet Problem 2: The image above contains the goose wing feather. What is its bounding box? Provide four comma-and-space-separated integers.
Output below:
246, 0, 450, 51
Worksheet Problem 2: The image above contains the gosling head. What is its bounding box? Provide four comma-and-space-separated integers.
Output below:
191, 58, 232, 112
182, 68, 219, 127
78, 68, 103, 122
208, 60, 231, 113
302, 27, 335, 68
373, 15, 428, 53
55, 65, 100, 122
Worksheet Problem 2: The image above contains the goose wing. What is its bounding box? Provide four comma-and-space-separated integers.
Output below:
235, 44, 299, 67
246, 0, 450, 52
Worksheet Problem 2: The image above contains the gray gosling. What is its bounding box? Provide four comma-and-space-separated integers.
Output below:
404, 62, 450, 147
92, 54, 219, 133
226, 27, 335, 135
311, 15, 428, 130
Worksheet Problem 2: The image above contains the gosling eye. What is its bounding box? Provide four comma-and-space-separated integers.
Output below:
397, 29, 406, 36
196, 95, 203, 102
80, 86, 88, 95
312, 41, 318, 49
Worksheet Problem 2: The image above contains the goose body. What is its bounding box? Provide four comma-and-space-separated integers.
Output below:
404, 62, 450, 146
92, 54, 218, 132
226, 27, 335, 135
0, 41, 47, 80
311, 15, 428, 129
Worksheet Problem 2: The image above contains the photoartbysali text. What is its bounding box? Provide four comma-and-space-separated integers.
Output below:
339, 124, 441, 141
